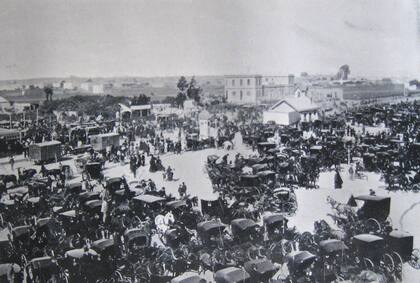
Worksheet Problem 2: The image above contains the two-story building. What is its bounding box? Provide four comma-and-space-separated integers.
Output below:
224, 75, 263, 104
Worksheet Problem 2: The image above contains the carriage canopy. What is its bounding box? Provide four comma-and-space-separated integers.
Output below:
214, 267, 251, 283
319, 239, 348, 253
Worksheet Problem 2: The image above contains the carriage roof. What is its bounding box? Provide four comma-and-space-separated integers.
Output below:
124, 228, 148, 241
67, 182, 82, 190
353, 234, 384, 244
354, 195, 390, 202
166, 200, 188, 210
65, 248, 98, 259
37, 217, 52, 227
197, 220, 226, 233
214, 267, 251, 283
231, 218, 258, 232
12, 225, 31, 237
285, 251, 317, 267
28, 197, 41, 203
84, 200, 102, 209
29, 256, 54, 269
133, 194, 165, 203
244, 259, 278, 277
319, 239, 348, 253
59, 210, 76, 218
171, 272, 203, 283
106, 177, 123, 184
263, 214, 287, 226
0, 263, 21, 276
92, 238, 115, 252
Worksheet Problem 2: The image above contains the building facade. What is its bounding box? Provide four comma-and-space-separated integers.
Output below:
225, 75, 295, 104
224, 75, 263, 104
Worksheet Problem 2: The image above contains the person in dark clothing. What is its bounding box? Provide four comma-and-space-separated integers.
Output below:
334, 168, 343, 189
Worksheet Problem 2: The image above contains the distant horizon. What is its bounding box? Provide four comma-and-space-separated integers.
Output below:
1, 0, 419, 81
0, 71, 415, 84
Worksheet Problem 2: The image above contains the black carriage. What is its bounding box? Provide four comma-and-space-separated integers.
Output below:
285, 251, 317, 283
166, 200, 189, 216
106, 177, 125, 194
83, 200, 102, 215
244, 259, 278, 283
263, 213, 288, 238
318, 239, 348, 282
214, 266, 251, 283
362, 153, 376, 172
230, 218, 260, 243
351, 234, 393, 271
271, 188, 297, 215
26, 256, 65, 283
92, 238, 117, 257
386, 230, 419, 270
78, 191, 100, 203
252, 163, 269, 174
85, 162, 103, 180
131, 194, 166, 217
257, 142, 276, 154
354, 195, 390, 222
197, 220, 226, 247
162, 227, 192, 248
66, 182, 83, 195
201, 198, 228, 219
124, 228, 150, 251
257, 170, 276, 188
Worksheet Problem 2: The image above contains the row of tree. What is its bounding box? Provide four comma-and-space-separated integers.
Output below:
176, 76, 202, 107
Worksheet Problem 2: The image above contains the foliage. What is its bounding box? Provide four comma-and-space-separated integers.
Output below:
187, 76, 202, 103
43, 86, 54, 101
40, 95, 129, 119
131, 93, 151, 105
336, 65, 350, 80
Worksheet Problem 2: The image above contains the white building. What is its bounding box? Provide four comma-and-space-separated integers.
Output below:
81, 82, 93, 92
263, 95, 319, 125
92, 84, 104, 94
63, 82, 73, 90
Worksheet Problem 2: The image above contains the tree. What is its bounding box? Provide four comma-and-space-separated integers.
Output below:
43, 86, 54, 101
176, 92, 187, 108
176, 76, 189, 108
177, 76, 189, 92
131, 93, 151, 105
336, 65, 350, 80
186, 76, 202, 103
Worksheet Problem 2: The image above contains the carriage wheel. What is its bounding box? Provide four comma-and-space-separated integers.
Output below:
363, 258, 375, 270
392, 251, 403, 280
365, 218, 381, 233
409, 248, 420, 269
382, 253, 395, 273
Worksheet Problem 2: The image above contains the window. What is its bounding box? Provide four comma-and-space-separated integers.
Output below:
232, 79, 235, 86
247, 79, 250, 85
240, 79, 243, 86
232, 91, 236, 96
240, 91, 243, 100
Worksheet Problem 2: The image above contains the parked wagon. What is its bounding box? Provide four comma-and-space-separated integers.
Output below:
354, 195, 391, 222
89, 133, 120, 151
285, 251, 317, 283
85, 162, 103, 180
231, 218, 260, 243
26, 256, 65, 283
244, 258, 278, 283
197, 220, 226, 247
29, 141, 62, 164
214, 266, 251, 283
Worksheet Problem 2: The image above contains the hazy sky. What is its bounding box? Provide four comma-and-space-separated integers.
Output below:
1, 0, 419, 80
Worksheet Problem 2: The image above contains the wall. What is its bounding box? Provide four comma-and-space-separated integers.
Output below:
225, 76, 262, 104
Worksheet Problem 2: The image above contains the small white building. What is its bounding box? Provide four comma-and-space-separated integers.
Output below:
81, 82, 93, 92
198, 110, 211, 140
263, 96, 319, 125
92, 84, 104, 94
63, 82, 73, 90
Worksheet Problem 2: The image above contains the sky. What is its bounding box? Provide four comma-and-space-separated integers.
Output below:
0, 0, 419, 80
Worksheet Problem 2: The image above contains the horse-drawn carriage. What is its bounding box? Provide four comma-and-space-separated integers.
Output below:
197, 220, 226, 248
214, 266, 251, 283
